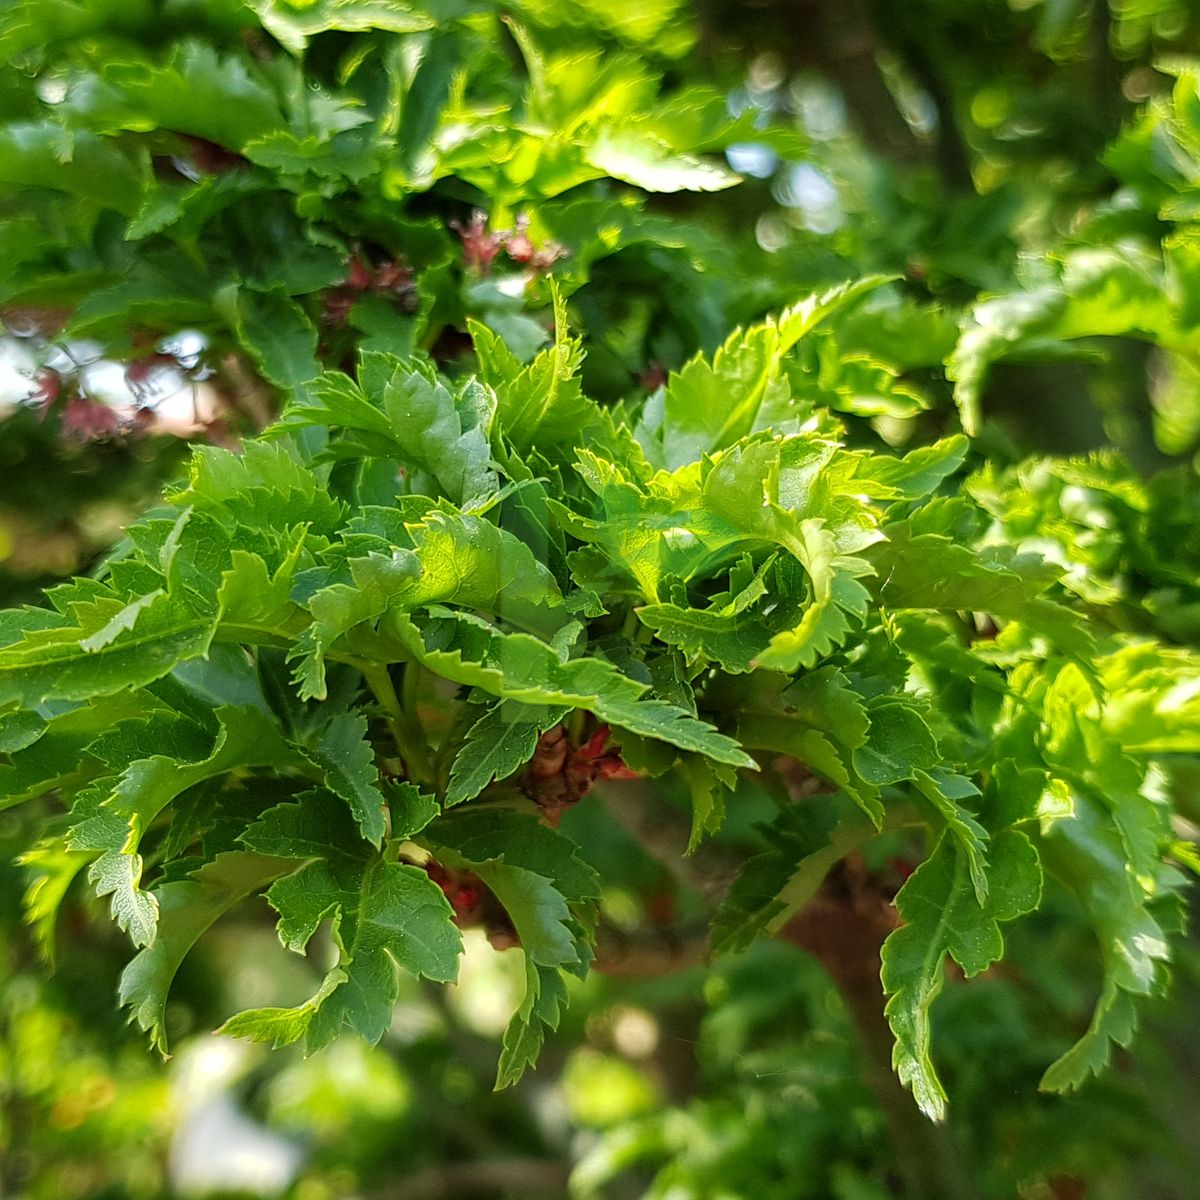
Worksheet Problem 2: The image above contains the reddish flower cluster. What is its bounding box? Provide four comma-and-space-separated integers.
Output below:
423, 859, 519, 950
59, 396, 136, 440
449, 210, 566, 274
322, 253, 418, 327
3, 306, 223, 441
521, 724, 637, 825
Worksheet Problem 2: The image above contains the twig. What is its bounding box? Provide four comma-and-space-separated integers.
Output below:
783, 860, 982, 1200
593, 920, 708, 978
595, 778, 980, 1200
369, 1158, 571, 1200
362, 663, 434, 784
595, 780, 741, 905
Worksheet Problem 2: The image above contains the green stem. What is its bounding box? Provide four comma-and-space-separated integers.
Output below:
566, 707, 586, 745
433, 706, 479, 794
619, 606, 639, 639
363, 663, 434, 785
401, 659, 422, 727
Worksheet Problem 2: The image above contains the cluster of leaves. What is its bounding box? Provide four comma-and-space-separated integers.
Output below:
1, 271, 1196, 1121
0, 0, 787, 393
2, 2, 1200, 1198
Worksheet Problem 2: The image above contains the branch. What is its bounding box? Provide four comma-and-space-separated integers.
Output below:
213, 352, 274, 431
593, 920, 709, 978
872, 0, 975, 192
782, 859, 983, 1200
595, 779, 741, 905
596, 778, 980, 1200
369, 1158, 570, 1200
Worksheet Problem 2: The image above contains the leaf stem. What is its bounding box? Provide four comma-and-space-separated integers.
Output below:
363, 663, 434, 785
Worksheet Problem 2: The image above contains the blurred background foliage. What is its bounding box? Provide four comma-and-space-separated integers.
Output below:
2, 0, 1200, 1197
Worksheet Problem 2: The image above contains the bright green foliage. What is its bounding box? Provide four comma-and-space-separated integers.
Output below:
445, 701, 567, 806
3, 291, 1193, 1108
1, 7, 1199, 1195
882, 830, 1043, 1121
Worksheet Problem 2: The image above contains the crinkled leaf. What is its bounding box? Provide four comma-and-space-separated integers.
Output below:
445, 701, 568, 806
391, 609, 752, 768
882, 829, 1042, 1121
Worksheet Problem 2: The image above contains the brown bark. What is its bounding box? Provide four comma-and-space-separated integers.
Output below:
370, 1158, 570, 1200
596, 781, 981, 1200
783, 860, 982, 1200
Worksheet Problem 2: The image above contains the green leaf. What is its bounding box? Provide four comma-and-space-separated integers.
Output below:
752, 521, 873, 673
290, 507, 567, 698
781, 666, 870, 749
496, 960, 569, 1089
881, 829, 1042, 1121
585, 128, 740, 192
0, 693, 155, 810
71, 42, 284, 150
173, 441, 345, 536
472, 280, 598, 452
404, 510, 566, 633
279, 357, 499, 505
382, 365, 498, 505
569, 433, 879, 618
217, 546, 306, 631
239, 792, 461, 1050
949, 246, 1180, 435
0, 591, 214, 707
234, 287, 321, 394
120, 852, 294, 1053
430, 808, 602, 903
869, 520, 1096, 660
640, 280, 889, 470
682, 755, 735, 851
305, 712, 387, 844
391, 609, 753, 768
711, 793, 873, 953
88, 849, 160, 949
20, 841, 91, 965
251, 0, 441, 52
215, 968, 349, 1048
386, 781, 441, 840
69, 705, 299, 946
854, 435, 970, 500
289, 553, 420, 701
1038, 794, 1173, 1094
852, 698, 941, 788
913, 768, 989, 904
0, 123, 144, 213
429, 808, 599, 1087
445, 701, 567, 806
737, 712, 882, 825
636, 555, 781, 674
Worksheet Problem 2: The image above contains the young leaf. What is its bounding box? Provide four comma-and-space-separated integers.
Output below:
391, 609, 753, 768
445, 702, 568, 806
120, 852, 295, 1053
881, 829, 1043, 1121
1037, 794, 1173, 1094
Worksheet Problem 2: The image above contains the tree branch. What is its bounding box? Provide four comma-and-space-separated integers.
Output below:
369, 1158, 570, 1200
783, 859, 983, 1200
594, 779, 981, 1200
595, 779, 741, 905
593, 920, 709, 978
